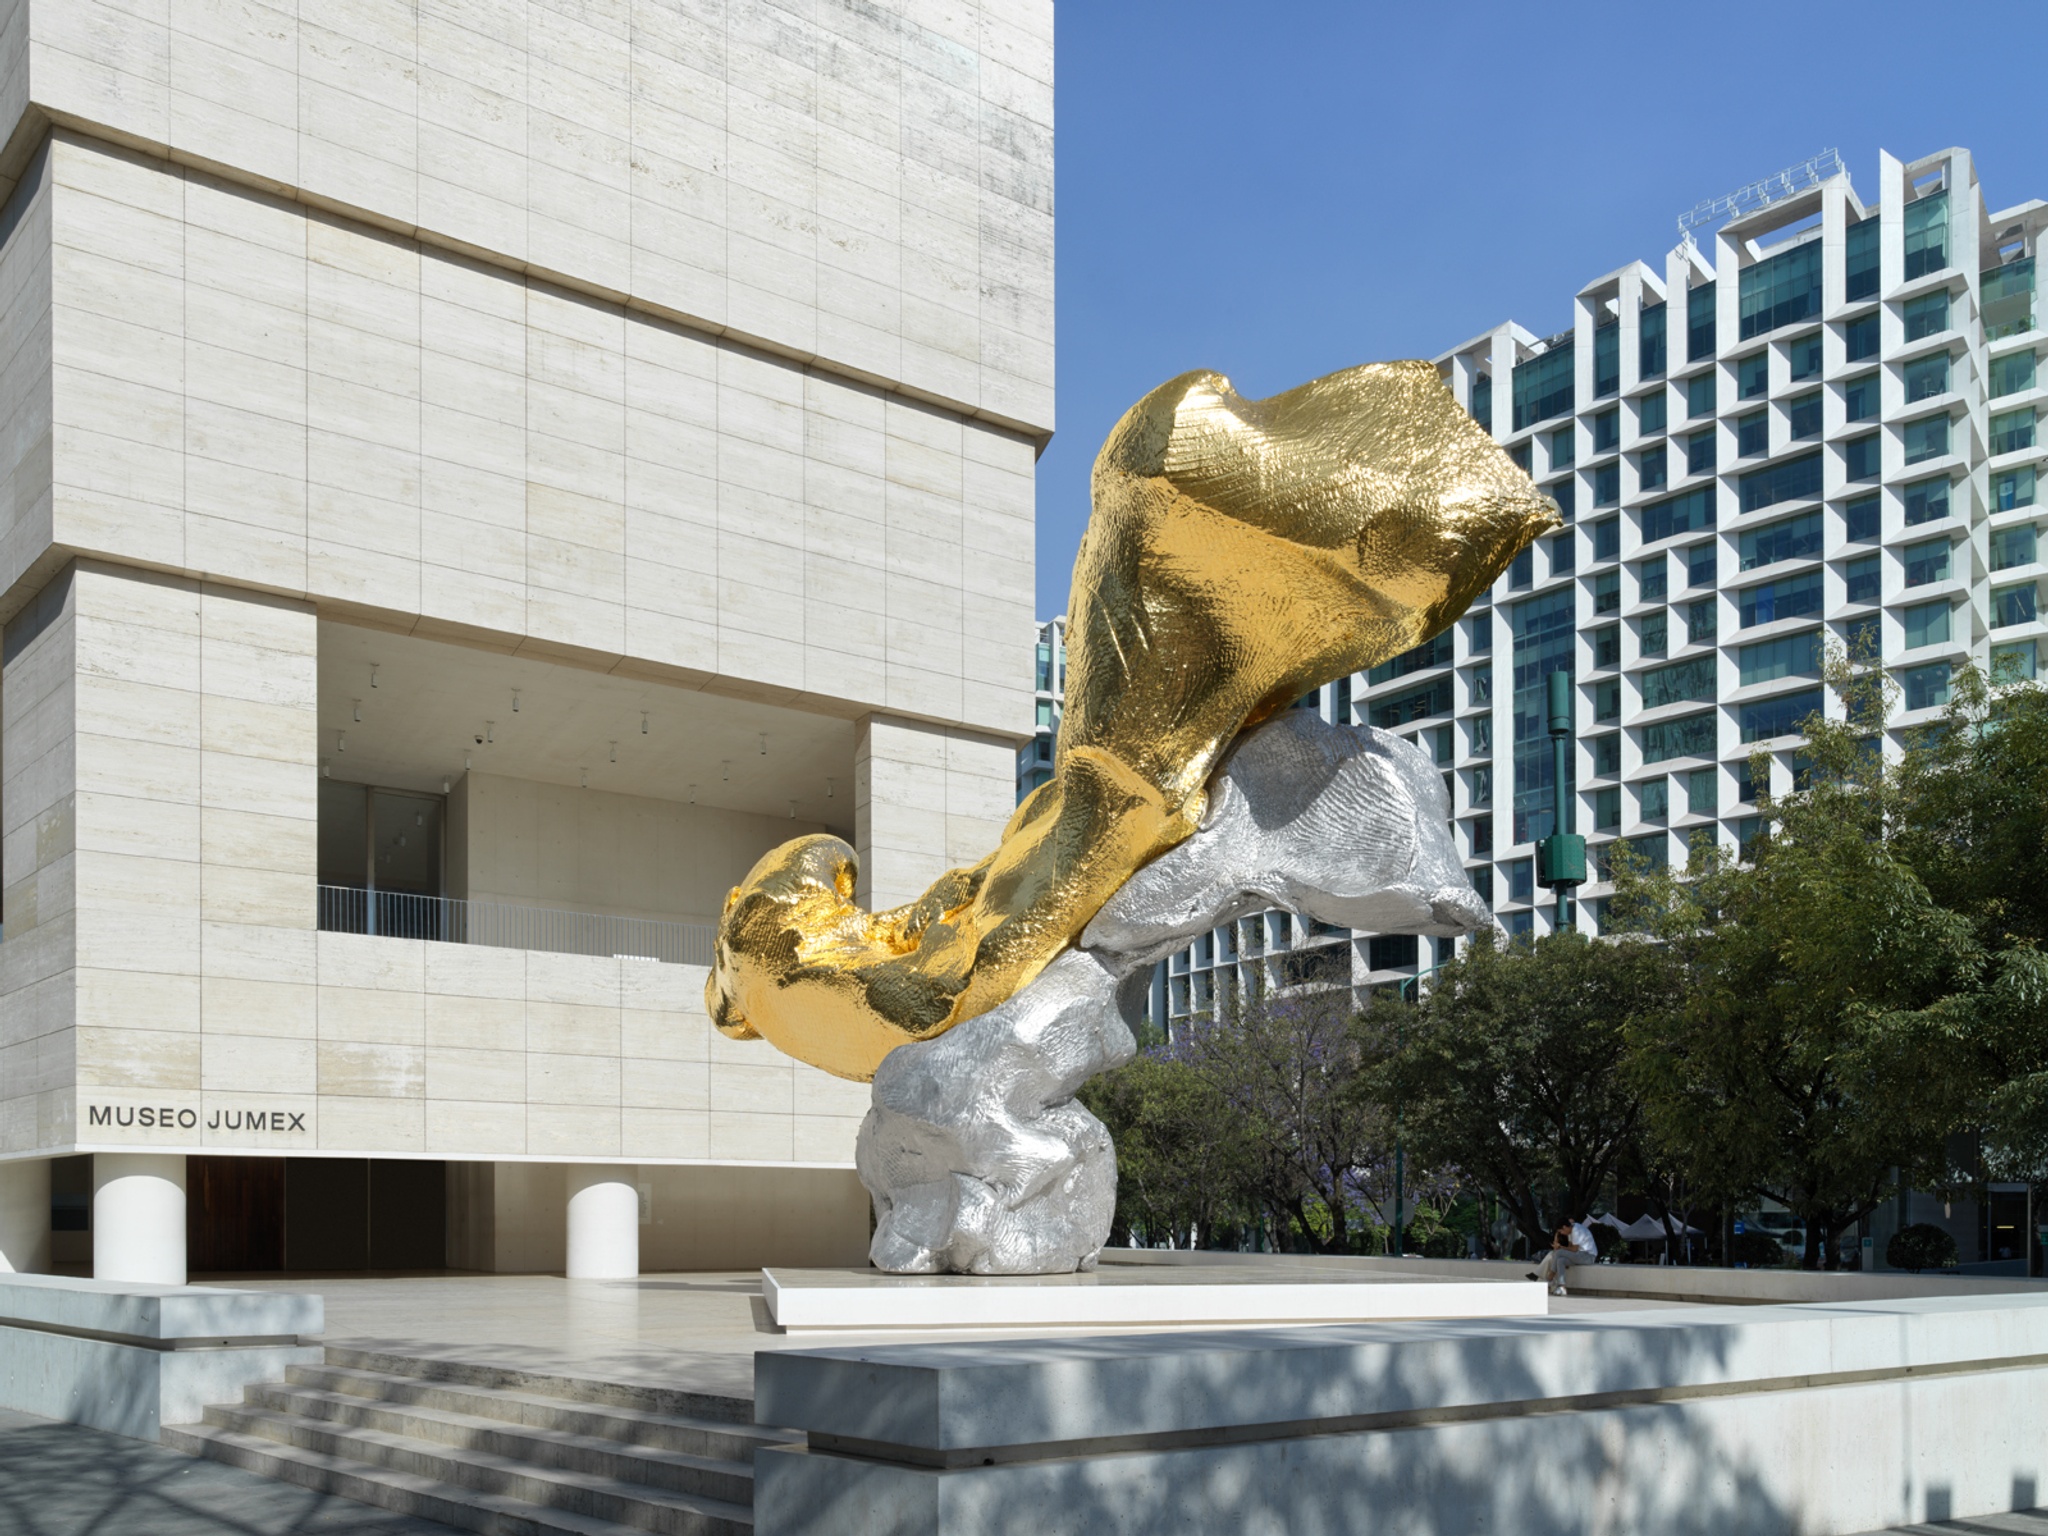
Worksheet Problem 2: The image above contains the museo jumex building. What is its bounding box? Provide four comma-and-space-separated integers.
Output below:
0, 0, 1052, 1282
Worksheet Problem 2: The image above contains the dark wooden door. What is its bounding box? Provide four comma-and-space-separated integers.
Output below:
369, 1160, 447, 1270
285, 1158, 369, 1271
185, 1157, 285, 1273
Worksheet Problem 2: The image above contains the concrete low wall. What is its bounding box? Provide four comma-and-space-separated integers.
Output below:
0, 1274, 322, 1441
752, 1291, 2048, 1536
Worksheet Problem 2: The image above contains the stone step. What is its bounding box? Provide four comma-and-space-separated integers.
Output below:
282, 1364, 791, 1462
192, 1409, 749, 1536
321, 1345, 752, 1424
165, 1422, 746, 1536
179, 1409, 753, 1536
240, 1383, 754, 1504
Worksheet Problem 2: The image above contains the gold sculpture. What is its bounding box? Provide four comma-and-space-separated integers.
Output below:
708, 362, 1558, 1080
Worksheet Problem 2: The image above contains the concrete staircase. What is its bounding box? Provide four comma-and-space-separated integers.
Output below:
165, 1344, 795, 1535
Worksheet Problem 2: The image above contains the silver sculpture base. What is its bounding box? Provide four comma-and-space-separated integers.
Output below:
856, 712, 1491, 1276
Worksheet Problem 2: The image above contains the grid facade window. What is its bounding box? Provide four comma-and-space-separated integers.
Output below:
1513, 344, 1576, 431
1640, 302, 1667, 378
1739, 239, 1823, 339
1905, 476, 1951, 526
1688, 282, 1717, 361
1903, 191, 1949, 279
1983, 258, 2036, 340
1844, 216, 1880, 301
1740, 688, 1823, 743
1738, 451, 1823, 512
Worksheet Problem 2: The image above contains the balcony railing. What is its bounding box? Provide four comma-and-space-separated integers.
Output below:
316, 886, 716, 967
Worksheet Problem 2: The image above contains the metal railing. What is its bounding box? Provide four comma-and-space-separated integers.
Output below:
317, 886, 716, 967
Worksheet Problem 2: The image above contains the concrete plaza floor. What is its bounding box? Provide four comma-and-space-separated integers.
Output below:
218, 1268, 1689, 1401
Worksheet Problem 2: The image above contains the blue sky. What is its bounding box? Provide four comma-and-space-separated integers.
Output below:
1034, 3, 2048, 617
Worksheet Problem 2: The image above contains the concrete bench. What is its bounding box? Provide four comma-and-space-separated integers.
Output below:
0, 1273, 321, 1440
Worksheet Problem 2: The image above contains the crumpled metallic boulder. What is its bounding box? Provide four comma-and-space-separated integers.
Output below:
858, 712, 1494, 1274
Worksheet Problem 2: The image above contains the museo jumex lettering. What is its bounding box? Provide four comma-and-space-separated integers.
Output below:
86, 1106, 306, 1132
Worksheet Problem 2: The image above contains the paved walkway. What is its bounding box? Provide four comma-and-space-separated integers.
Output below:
219, 1266, 1687, 1402
0, 1407, 462, 1536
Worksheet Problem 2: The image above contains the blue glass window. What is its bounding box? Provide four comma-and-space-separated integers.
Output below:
1903, 415, 1950, 465
1639, 446, 1668, 492
1844, 493, 1880, 542
1904, 599, 1951, 648
1905, 353, 1949, 402
1368, 632, 1452, 684
1845, 614, 1879, 657
1687, 767, 1718, 816
1843, 433, 1880, 481
1593, 517, 1620, 562
1844, 313, 1880, 362
1551, 532, 1575, 576
1739, 451, 1823, 512
1469, 373, 1493, 434
1593, 623, 1620, 669
1845, 554, 1881, 606
1640, 391, 1667, 435
1687, 598, 1717, 645
1594, 322, 1620, 398
1639, 554, 1668, 601
1640, 303, 1667, 378
1844, 216, 1880, 302
1467, 610, 1492, 652
1905, 476, 1950, 525
1739, 510, 1822, 571
1904, 537, 1951, 587
1511, 547, 1533, 589
1902, 662, 1952, 711
1739, 571, 1822, 627
1990, 407, 2037, 456
1593, 462, 1620, 507
1990, 524, 2036, 572
1593, 409, 1620, 453
1904, 291, 1950, 342
1989, 351, 2036, 398
1740, 688, 1823, 743
1843, 373, 1878, 422
1370, 677, 1453, 727
1594, 786, 1621, 829
1641, 609, 1668, 658
1593, 733, 1621, 776
1788, 333, 1822, 381
1686, 429, 1716, 477
1642, 711, 1716, 763
1549, 425, 1576, 470
1643, 486, 1714, 544
1738, 353, 1769, 399
1984, 259, 2036, 340
1641, 778, 1669, 821
1993, 583, 2038, 629
1593, 570, 1620, 613
1738, 411, 1769, 457
1993, 467, 2036, 511
1642, 655, 1716, 709
1511, 589, 1576, 843
1549, 479, 1576, 520
1739, 631, 1820, 685
1508, 859, 1534, 905
1739, 239, 1823, 339
1594, 679, 1620, 721
1687, 372, 1716, 418
1903, 191, 1949, 280
1687, 544, 1716, 587
1788, 392, 1821, 439
1992, 641, 2039, 682
1688, 282, 1717, 362
1512, 343, 1575, 431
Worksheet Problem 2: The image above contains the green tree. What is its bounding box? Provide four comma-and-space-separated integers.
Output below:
1379, 931, 1678, 1255
1617, 658, 1999, 1267
1080, 1051, 1249, 1249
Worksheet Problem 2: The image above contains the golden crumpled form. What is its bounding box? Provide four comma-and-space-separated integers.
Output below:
707, 362, 1559, 1080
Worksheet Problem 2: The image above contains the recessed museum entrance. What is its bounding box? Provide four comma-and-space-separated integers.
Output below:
186, 1157, 447, 1275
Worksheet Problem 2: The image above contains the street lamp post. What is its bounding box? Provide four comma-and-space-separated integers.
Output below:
1536, 669, 1586, 931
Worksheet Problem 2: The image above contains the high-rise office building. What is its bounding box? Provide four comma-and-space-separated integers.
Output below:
1148, 145, 2045, 1032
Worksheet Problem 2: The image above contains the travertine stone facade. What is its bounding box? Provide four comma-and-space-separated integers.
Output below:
0, 0, 1049, 1271
2, 0, 1054, 435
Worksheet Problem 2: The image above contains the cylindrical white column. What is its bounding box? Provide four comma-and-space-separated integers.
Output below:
93, 1154, 186, 1285
0, 1159, 51, 1274
565, 1165, 639, 1280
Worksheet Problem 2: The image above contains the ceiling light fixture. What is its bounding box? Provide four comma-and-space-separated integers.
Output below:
609, 741, 618, 764
580, 768, 588, 789
321, 758, 331, 778
788, 800, 797, 818
441, 777, 450, 794
825, 777, 835, 798
722, 760, 730, 781
353, 699, 362, 723
759, 734, 768, 755
370, 665, 380, 689
512, 690, 521, 713
464, 753, 472, 771
641, 712, 649, 735
687, 783, 697, 803
486, 721, 495, 744
337, 731, 347, 752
